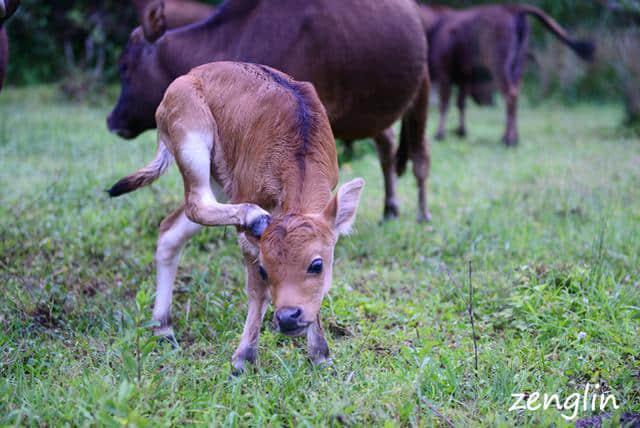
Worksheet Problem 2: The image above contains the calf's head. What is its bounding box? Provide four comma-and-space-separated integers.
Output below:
107, 5, 170, 139
254, 179, 364, 336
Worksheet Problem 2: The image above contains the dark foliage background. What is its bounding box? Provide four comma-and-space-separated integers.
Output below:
2, 0, 639, 122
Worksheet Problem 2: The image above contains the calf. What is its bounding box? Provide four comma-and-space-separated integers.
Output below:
419, 4, 594, 146
108, 62, 365, 373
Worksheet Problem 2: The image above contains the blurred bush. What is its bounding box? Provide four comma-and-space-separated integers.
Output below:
4, 0, 220, 89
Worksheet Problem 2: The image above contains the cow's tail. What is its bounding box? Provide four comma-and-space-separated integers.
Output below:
518, 5, 594, 61
107, 140, 173, 197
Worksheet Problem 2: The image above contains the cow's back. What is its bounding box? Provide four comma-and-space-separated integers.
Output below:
212, 0, 427, 140
429, 5, 520, 85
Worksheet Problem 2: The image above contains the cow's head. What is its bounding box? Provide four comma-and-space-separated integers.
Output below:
254, 179, 364, 337
107, 1, 170, 139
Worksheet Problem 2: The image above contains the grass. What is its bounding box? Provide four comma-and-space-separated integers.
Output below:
1, 86, 639, 427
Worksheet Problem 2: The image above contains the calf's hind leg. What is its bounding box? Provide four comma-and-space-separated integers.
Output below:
170, 130, 270, 235
153, 205, 202, 341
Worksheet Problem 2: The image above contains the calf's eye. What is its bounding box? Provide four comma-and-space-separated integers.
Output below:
258, 265, 268, 281
307, 258, 323, 274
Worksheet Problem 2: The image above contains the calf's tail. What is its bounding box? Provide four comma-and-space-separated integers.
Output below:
518, 5, 595, 61
107, 141, 173, 197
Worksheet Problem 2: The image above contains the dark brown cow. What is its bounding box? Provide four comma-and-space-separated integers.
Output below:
0, 0, 19, 92
131, 0, 215, 39
109, 61, 365, 372
108, 0, 432, 222
419, 4, 594, 146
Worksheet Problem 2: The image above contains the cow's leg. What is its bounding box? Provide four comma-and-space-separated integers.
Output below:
307, 313, 330, 366
231, 251, 269, 374
374, 128, 399, 220
173, 132, 270, 235
343, 139, 355, 161
500, 28, 525, 147
405, 72, 432, 223
435, 80, 451, 141
502, 89, 519, 146
456, 85, 467, 138
153, 205, 202, 342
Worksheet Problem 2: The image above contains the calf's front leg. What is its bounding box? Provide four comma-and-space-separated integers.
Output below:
307, 313, 330, 366
231, 251, 269, 375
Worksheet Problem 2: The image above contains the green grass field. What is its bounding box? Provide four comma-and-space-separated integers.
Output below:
1, 86, 639, 427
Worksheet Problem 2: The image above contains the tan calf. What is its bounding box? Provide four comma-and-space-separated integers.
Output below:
108, 62, 365, 372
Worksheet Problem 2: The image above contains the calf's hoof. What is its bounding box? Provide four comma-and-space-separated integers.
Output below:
242, 205, 271, 238
456, 128, 467, 138
310, 355, 333, 369
435, 131, 445, 141
157, 334, 179, 349
231, 346, 257, 376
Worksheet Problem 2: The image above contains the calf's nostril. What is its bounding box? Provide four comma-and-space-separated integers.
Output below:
276, 307, 303, 331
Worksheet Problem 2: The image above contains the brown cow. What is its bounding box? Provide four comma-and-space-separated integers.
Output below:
108, 0, 431, 222
0, 0, 19, 92
108, 61, 365, 373
131, 0, 215, 40
419, 4, 594, 146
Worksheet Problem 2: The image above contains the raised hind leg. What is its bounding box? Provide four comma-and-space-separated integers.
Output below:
152, 205, 202, 341
158, 75, 270, 235
170, 131, 269, 233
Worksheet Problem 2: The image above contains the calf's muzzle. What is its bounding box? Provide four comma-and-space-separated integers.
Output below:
276, 307, 307, 335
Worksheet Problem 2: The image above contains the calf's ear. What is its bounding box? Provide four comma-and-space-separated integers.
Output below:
323, 178, 365, 236
142, 0, 167, 43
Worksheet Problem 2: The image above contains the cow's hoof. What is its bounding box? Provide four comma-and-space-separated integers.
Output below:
456, 128, 467, 138
382, 202, 399, 221
417, 210, 432, 223
502, 136, 518, 147
435, 131, 445, 141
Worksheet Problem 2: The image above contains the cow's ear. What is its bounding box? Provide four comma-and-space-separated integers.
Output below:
323, 178, 365, 236
142, 0, 167, 43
